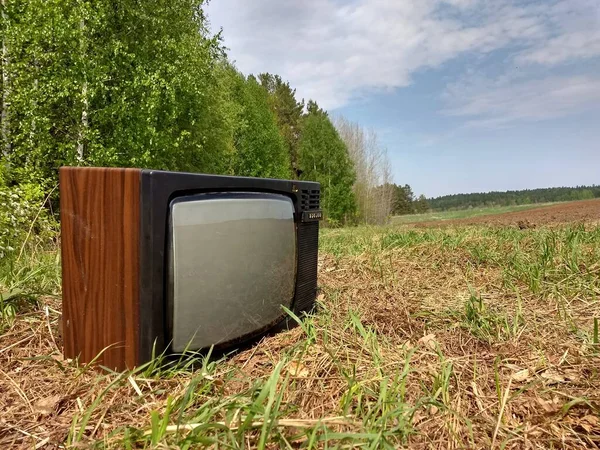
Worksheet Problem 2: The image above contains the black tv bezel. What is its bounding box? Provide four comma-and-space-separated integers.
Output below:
138, 170, 320, 362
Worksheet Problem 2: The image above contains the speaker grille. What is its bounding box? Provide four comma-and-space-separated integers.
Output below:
293, 221, 319, 314
300, 189, 320, 211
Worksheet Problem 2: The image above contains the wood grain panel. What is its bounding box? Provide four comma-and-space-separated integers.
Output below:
60, 167, 141, 370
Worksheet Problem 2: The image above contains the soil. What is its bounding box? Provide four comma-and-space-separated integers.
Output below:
414, 198, 600, 228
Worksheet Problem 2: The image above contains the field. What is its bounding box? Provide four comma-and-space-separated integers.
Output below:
1, 200, 600, 448
391, 203, 552, 225
393, 199, 600, 227
413, 199, 600, 228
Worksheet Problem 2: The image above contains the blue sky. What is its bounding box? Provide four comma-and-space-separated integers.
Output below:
206, 0, 600, 197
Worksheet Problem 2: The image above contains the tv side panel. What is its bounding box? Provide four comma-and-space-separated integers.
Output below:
294, 221, 320, 313
60, 167, 142, 370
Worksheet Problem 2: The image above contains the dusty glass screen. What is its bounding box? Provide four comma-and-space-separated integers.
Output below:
169, 193, 296, 352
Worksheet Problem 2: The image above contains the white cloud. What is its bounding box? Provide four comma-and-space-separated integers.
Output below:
442, 74, 600, 127
516, 29, 600, 65
515, 0, 600, 65
440, 0, 479, 8
207, 0, 553, 109
207, 0, 600, 125
438, 0, 600, 128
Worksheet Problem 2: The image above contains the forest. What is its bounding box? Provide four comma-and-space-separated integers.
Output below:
1, 0, 595, 248
0, 0, 399, 243
429, 185, 600, 211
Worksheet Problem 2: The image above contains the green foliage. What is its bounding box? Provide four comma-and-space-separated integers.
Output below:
258, 73, 304, 177
86, 0, 234, 174
230, 73, 290, 179
2, 0, 236, 184
0, 169, 56, 261
2, 0, 85, 181
1, 0, 387, 232
298, 101, 356, 224
0, 168, 60, 332
414, 194, 430, 214
374, 183, 430, 216
394, 184, 415, 215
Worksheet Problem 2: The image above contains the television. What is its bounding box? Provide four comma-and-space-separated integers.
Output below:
59, 167, 322, 370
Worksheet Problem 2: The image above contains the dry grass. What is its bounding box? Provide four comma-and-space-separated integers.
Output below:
1, 221, 599, 448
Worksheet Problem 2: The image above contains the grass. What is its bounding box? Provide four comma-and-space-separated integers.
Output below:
0, 241, 61, 333
2, 212, 600, 448
391, 202, 556, 225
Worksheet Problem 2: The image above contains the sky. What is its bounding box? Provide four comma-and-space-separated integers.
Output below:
206, 0, 600, 197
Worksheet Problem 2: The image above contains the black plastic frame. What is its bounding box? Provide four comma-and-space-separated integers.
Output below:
138, 169, 320, 363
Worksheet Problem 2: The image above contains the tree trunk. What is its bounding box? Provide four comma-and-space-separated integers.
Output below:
77, 81, 88, 162
1, 0, 11, 159
29, 62, 38, 145
76, 17, 88, 162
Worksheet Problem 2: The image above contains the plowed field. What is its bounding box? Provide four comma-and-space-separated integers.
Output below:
416, 198, 600, 228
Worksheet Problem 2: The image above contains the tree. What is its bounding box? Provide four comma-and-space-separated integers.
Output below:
2, 0, 393, 230
298, 101, 356, 224
334, 116, 394, 224
87, 0, 232, 174
0, 0, 235, 186
428, 185, 600, 211
0, 0, 90, 184
258, 73, 304, 178
230, 73, 290, 179
1, 0, 11, 160
414, 194, 429, 214
393, 184, 415, 215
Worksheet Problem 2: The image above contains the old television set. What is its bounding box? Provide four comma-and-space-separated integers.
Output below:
59, 167, 322, 370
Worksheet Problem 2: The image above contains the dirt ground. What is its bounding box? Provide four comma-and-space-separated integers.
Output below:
1, 200, 600, 448
415, 199, 600, 228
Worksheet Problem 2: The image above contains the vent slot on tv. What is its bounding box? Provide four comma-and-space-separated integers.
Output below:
301, 189, 320, 211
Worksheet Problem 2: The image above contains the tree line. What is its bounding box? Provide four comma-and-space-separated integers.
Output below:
1, 0, 404, 226
2, 0, 593, 238
429, 186, 600, 211
371, 183, 430, 216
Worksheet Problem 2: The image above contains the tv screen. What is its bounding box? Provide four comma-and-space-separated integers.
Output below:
168, 193, 297, 352
59, 167, 322, 370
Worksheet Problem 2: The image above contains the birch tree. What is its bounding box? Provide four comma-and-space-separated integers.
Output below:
334, 116, 394, 224
77, 16, 88, 162
1, 0, 11, 160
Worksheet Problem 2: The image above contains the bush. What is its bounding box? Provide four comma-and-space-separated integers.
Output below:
0, 174, 57, 261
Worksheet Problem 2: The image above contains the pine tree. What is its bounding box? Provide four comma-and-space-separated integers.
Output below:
394, 184, 415, 215
414, 194, 430, 214
258, 73, 304, 178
